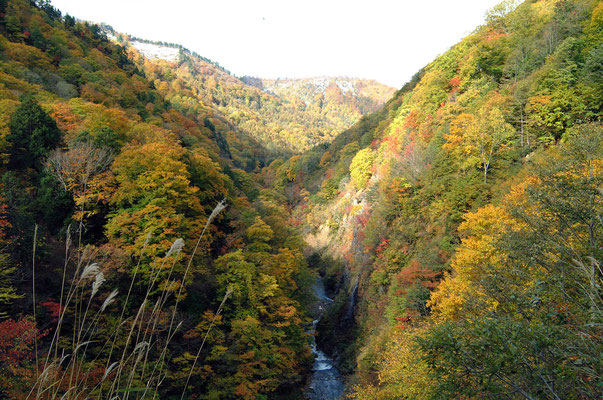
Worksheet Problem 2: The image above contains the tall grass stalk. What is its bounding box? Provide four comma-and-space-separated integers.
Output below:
180, 286, 232, 400
99, 230, 151, 394
32, 224, 38, 377
107, 249, 176, 397
27, 200, 227, 399
152, 201, 226, 387
30, 250, 94, 399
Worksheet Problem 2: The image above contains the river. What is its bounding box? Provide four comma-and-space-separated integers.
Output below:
304, 279, 345, 400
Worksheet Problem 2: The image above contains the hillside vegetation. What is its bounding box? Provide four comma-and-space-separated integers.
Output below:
264, 0, 602, 398
0, 1, 316, 398
0, 0, 601, 399
120, 37, 394, 154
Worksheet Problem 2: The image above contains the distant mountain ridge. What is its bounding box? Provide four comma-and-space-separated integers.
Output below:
243, 75, 395, 114
130, 40, 179, 62
125, 36, 231, 73
242, 75, 391, 98
118, 36, 395, 153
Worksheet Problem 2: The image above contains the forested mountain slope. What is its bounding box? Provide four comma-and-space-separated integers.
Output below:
244, 75, 395, 127
264, 0, 603, 398
116, 36, 394, 154
0, 0, 601, 399
0, 1, 316, 398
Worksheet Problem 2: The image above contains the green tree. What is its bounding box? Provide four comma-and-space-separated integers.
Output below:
28, 22, 46, 51
8, 96, 61, 169
474, 104, 514, 183
447, 96, 514, 183
246, 216, 273, 252
4, 15, 23, 41
215, 250, 257, 316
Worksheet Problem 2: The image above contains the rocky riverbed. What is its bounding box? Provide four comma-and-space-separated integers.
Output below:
305, 279, 345, 400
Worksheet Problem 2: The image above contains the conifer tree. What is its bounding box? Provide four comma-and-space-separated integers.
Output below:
8, 96, 61, 169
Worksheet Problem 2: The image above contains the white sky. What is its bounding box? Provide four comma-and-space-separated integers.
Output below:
50, 0, 504, 88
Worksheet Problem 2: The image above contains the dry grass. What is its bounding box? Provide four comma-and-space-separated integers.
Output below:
26, 200, 228, 399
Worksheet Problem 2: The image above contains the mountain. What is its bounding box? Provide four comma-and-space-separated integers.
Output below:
119, 36, 395, 154
0, 0, 601, 399
244, 75, 395, 123
130, 40, 180, 62
264, 0, 603, 398
0, 1, 314, 398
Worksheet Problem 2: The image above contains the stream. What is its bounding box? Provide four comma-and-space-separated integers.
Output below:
304, 279, 345, 400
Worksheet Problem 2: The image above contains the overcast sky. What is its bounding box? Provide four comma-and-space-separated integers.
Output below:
50, 0, 503, 88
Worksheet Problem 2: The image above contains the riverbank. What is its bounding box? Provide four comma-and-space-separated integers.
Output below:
304, 279, 345, 400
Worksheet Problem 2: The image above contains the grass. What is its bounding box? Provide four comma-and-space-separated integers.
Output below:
26, 200, 228, 400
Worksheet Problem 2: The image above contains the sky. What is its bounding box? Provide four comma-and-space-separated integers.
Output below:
50, 0, 504, 88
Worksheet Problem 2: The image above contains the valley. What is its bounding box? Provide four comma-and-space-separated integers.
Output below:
123, 36, 395, 154
0, 0, 601, 399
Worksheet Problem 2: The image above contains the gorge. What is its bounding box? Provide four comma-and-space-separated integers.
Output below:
0, 0, 601, 399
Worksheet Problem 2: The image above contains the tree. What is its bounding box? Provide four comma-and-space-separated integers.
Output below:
0, 198, 19, 317
507, 123, 602, 322
474, 104, 514, 183
319, 151, 332, 167
351, 327, 436, 400
485, 0, 520, 32
350, 148, 376, 189
63, 14, 75, 29
8, 96, 61, 169
106, 139, 204, 279
0, 317, 42, 399
46, 142, 112, 223
445, 96, 514, 183
246, 216, 273, 253
444, 112, 476, 173
28, 22, 47, 51
422, 123, 603, 399
4, 15, 23, 42
215, 250, 257, 315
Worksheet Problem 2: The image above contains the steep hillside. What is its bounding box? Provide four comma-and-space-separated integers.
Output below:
0, 1, 314, 399
118, 37, 394, 154
1, 0, 601, 399
266, 0, 603, 398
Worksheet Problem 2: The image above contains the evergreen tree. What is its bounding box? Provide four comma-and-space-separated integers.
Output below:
7, 96, 61, 169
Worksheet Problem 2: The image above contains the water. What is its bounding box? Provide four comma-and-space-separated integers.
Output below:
305, 280, 345, 400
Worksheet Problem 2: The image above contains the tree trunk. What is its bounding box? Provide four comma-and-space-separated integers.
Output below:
520, 109, 524, 147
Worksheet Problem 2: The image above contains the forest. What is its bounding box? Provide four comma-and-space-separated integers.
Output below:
0, 0, 601, 399
118, 34, 394, 156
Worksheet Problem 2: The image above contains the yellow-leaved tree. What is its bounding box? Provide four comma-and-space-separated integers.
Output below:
428, 204, 520, 321
444, 93, 515, 182
350, 148, 376, 189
